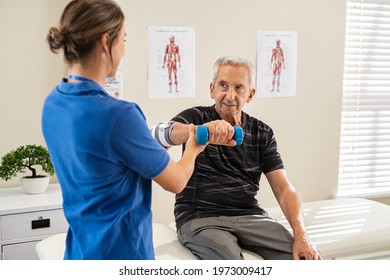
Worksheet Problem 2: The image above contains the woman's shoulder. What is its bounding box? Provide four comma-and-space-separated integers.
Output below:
105, 97, 145, 119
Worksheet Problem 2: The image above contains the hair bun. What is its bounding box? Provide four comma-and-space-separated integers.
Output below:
47, 27, 64, 52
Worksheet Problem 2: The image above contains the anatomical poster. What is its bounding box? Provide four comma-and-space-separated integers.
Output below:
148, 26, 195, 99
257, 31, 297, 98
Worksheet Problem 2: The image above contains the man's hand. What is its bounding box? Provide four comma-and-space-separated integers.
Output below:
292, 234, 322, 260
203, 120, 237, 146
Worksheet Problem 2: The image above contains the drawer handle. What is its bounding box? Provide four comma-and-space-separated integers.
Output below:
31, 216, 51, 229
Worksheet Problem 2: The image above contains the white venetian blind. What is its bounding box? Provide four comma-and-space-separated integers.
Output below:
338, 0, 390, 197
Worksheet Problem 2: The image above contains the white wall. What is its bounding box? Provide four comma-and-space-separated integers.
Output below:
0, 0, 66, 187
117, 0, 348, 224
0, 0, 369, 225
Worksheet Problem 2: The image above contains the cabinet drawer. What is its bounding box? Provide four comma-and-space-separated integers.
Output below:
2, 241, 40, 260
1, 209, 68, 241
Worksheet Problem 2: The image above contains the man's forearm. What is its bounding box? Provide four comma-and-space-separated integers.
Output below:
279, 191, 308, 238
151, 120, 237, 147
170, 122, 189, 145
150, 121, 189, 147
267, 170, 308, 238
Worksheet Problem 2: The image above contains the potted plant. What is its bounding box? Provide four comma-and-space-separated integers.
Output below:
0, 145, 55, 194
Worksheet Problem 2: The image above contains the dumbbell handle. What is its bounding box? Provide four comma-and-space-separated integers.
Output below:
195, 125, 244, 145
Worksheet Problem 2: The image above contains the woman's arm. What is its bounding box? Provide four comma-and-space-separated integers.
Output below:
152, 124, 204, 193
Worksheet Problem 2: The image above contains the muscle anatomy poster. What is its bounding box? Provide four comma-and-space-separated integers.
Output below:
257, 31, 297, 98
148, 26, 195, 99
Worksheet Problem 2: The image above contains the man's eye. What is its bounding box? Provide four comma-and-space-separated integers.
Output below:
219, 83, 229, 90
235, 86, 245, 93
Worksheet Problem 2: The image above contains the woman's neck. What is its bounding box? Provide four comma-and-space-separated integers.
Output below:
69, 63, 106, 88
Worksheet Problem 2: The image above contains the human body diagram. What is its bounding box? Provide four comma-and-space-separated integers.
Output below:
148, 26, 195, 99
270, 40, 285, 92
256, 31, 297, 98
162, 36, 181, 93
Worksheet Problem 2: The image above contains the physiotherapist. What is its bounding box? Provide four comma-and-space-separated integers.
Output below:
42, 0, 206, 260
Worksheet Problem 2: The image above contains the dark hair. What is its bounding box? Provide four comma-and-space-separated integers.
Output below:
47, 0, 125, 65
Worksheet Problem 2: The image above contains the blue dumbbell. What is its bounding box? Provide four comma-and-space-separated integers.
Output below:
195, 125, 244, 145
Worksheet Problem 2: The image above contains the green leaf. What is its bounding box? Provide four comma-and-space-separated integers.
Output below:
0, 145, 55, 181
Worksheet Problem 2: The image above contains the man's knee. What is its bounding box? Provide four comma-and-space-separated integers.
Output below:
179, 227, 242, 260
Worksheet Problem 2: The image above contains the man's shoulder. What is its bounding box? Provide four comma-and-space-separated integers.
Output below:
173, 106, 215, 124
181, 105, 213, 113
243, 111, 273, 130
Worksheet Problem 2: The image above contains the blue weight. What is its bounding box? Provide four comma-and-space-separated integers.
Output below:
233, 126, 244, 145
195, 125, 209, 145
195, 125, 244, 145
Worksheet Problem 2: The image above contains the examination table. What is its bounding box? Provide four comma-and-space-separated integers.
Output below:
36, 198, 390, 260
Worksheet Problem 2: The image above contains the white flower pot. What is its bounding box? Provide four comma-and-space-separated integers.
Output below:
20, 176, 50, 194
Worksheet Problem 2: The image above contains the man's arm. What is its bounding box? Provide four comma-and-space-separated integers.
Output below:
169, 122, 190, 145
170, 121, 236, 146
266, 169, 322, 260
151, 120, 237, 147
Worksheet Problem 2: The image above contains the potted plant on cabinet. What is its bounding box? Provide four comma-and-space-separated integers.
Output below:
0, 145, 55, 194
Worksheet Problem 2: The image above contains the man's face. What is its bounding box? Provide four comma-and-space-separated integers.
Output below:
210, 65, 255, 124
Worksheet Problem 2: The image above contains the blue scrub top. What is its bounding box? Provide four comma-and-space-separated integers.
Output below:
42, 79, 169, 259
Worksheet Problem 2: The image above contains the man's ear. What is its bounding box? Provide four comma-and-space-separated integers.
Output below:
246, 88, 256, 103
209, 82, 215, 99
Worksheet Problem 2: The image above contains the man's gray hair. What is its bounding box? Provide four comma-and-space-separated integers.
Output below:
211, 56, 256, 89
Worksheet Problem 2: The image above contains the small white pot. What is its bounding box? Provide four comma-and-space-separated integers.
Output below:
20, 176, 50, 194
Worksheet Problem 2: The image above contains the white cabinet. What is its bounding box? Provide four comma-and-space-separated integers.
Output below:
0, 184, 68, 260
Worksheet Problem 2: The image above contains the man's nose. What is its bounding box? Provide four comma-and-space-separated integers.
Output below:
225, 88, 236, 100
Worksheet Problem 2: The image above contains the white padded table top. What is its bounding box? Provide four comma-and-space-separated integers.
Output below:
153, 223, 262, 260
36, 198, 390, 260
36, 223, 262, 260
153, 222, 197, 260
266, 198, 390, 259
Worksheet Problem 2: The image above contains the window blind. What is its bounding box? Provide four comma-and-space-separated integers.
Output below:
338, 0, 390, 197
